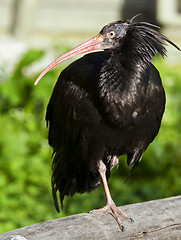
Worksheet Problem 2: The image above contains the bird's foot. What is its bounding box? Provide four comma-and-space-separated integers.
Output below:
111, 155, 119, 169
107, 155, 119, 170
90, 202, 133, 231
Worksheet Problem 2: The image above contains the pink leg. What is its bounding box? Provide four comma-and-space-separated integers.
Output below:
90, 160, 133, 231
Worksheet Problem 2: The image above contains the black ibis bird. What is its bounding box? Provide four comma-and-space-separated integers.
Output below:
35, 17, 180, 230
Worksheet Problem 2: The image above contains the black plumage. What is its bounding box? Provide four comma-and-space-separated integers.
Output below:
35, 19, 180, 230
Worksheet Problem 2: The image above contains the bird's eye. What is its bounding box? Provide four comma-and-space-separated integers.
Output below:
107, 31, 116, 38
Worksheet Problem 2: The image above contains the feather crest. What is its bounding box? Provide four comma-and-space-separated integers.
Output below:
124, 21, 180, 65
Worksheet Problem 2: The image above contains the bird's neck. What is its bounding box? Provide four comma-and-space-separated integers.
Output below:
98, 52, 148, 126
99, 52, 145, 96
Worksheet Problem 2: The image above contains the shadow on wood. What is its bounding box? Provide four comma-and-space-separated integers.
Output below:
1, 196, 181, 240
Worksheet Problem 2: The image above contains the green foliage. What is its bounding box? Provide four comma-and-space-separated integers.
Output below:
0, 50, 181, 234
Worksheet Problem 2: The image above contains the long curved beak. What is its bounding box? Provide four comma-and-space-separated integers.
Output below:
34, 35, 103, 85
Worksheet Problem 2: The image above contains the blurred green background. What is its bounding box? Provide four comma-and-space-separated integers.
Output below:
0, 47, 181, 234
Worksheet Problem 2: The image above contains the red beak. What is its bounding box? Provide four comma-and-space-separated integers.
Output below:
34, 35, 103, 85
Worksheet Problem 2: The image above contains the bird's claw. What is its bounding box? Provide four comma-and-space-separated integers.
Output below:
90, 203, 133, 231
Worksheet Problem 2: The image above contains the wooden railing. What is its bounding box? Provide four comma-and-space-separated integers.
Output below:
1, 196, 181, 239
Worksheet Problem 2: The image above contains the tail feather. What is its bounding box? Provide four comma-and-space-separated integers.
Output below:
51, 149, 104, 211
124, 151, 143, 183
127, 150, 142, 166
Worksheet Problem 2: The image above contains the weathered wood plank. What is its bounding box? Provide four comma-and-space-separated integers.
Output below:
1, 196, 181, 240
0, 0, 13, 32
11, 0, 37, 37
35, 0, 122, 34
0, 0, 123, 37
